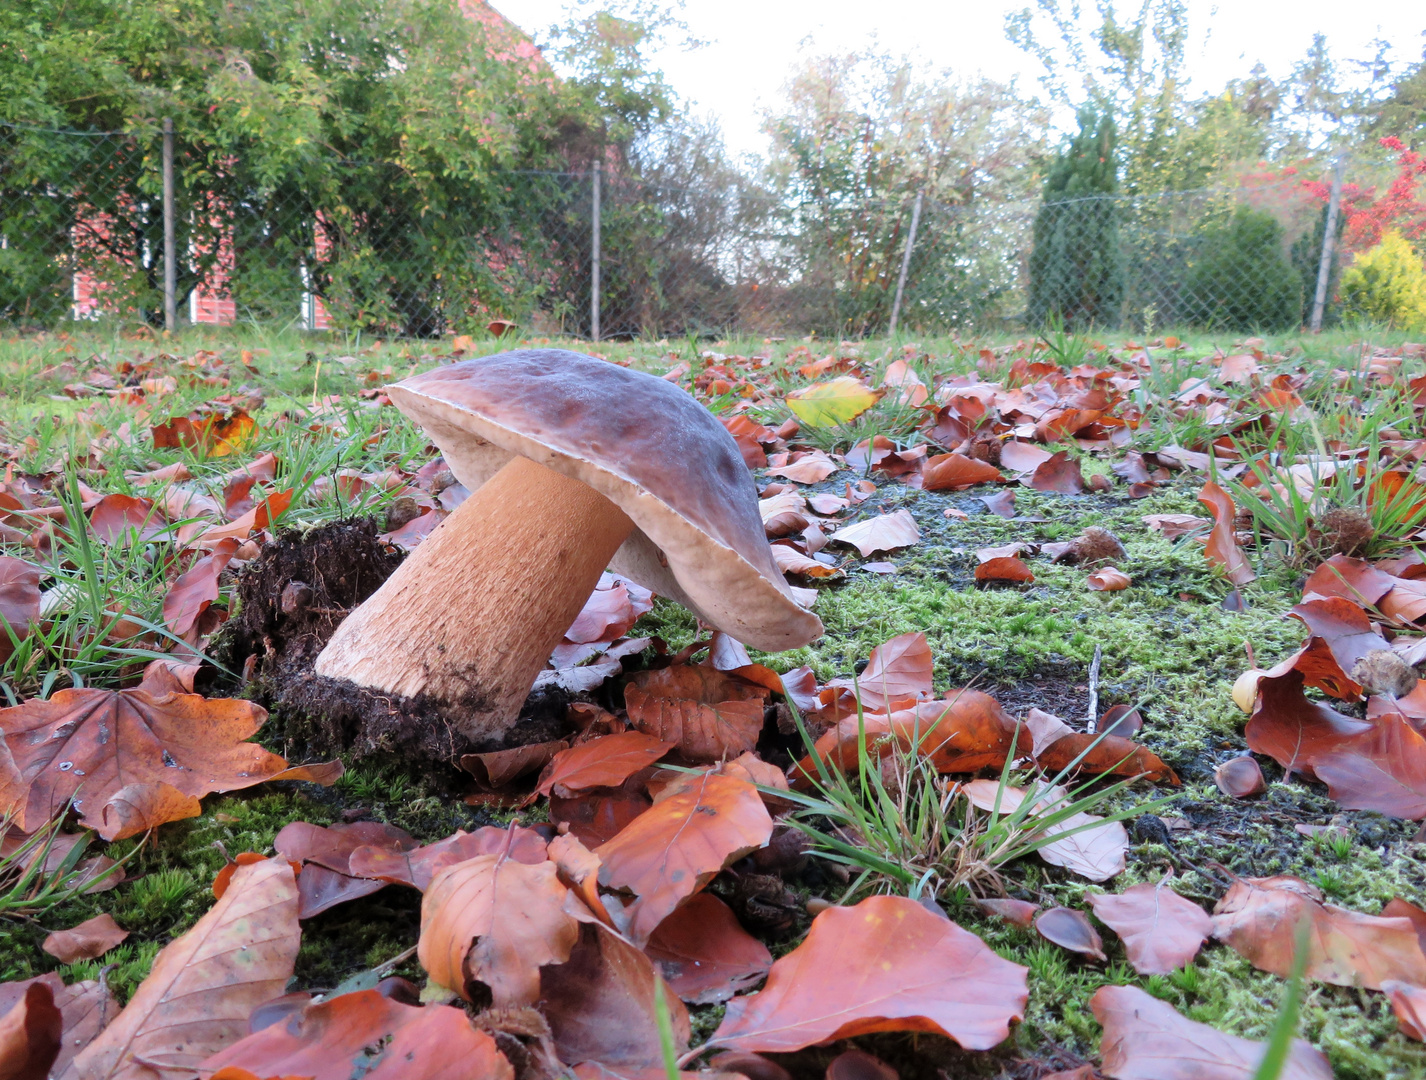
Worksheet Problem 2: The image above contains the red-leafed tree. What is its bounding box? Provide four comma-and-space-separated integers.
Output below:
1303, 138, 1426, 255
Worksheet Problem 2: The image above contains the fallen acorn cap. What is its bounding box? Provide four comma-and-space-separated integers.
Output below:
315, 349, 823, 743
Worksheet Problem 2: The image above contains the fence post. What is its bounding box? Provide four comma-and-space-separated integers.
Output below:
162, 117, 176, 333
1310, 155, 1344, 333
888, 190, 923, 337
590, 157, 602, 342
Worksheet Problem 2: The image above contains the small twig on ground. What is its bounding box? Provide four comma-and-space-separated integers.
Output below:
1086, 644, 1102, 732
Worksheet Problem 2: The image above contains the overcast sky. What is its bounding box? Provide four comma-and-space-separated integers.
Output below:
493, 0, 1424, 158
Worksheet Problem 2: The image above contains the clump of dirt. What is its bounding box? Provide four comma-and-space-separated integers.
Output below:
217, 518, 575, 767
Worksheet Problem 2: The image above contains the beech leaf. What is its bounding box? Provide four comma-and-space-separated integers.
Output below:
203, 991, 513, 1080
1092, 984, 1331, 1080
1087, 881, 1211, 975
709, 896, 1028, 1053
785, 377, 880, 427
1211, 874, 1426, 989
419, 849, 582, 1005
645, 893, 773, 1004
66, 857, 300, 1079
832, 510, 920, 557
596, 772, 772, 945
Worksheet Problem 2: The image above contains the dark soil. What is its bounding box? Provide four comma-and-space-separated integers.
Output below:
217, 518, 581, 772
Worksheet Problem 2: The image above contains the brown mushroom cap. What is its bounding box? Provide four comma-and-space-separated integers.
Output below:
388, 349, 823, 651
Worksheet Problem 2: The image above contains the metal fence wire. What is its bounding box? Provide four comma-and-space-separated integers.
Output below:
0, 120, 1348, 338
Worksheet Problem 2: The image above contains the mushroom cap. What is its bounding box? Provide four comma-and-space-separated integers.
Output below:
387, 349, 823, 651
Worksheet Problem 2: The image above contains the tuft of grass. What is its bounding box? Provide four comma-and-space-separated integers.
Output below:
775, 697, 1174, 903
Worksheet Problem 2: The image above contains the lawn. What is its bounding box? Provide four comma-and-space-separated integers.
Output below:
2, 320, 1426, 1079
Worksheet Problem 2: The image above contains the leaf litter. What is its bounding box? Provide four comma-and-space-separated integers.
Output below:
9, 332, 1426, 1078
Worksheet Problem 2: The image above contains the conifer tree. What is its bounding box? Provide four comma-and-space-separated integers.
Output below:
1028, 107, 1126, 329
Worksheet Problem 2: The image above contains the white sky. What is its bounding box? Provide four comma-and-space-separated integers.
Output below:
493, 0, 1425, 158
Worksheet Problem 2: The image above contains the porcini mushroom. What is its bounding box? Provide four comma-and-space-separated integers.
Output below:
315, 348, 823, 742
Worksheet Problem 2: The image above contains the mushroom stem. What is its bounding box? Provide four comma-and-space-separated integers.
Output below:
314, 455, 635, 741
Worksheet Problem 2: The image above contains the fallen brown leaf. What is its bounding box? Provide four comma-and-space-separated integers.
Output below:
1198, 480, 1255, 586
537, 733, 673, 797
596, 772, 772, 945
962, 781, 1127, 882
624, 665, 769, 762
203, 990, 513, 1080
645, 893, 773, 1004
542, 922, 691, 1070
832, 510, 920, 557
1035, 907, 1105, 961
67, 856, 300, 1079
1091, 984, 1330, 1080
0, 671, 338, 838
0, 979, 61, 1080
1212, 874, 1426, 989
160, 538, 241, 636
42, 914, 128, 965
709, 896, 1028, 1052
419, 847, 581, 1005
1087, 881, 1211, 975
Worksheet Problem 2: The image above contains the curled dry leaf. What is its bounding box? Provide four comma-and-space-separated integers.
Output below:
537, 733, 673, 797
541, 922, 691, 1070
644, 893, 773, 1004
275, 820, 418, 918
0, 980, 61, 1080
67, 857, 300, 1080
0, 555, 41, 660
349, 825, 548, 892
596, 772, 773, 945
832, 510, 920, 557
419, 849, 581, 1006
1211, 874, 1426, 989
771, 542, 843, 580
202, 990, 513, 1080
1245, 669, 1370, 780
1214, 756, 1266, 798
962, 780, 1127, 882
971, 897, 1040, 927
1034, 907, 1106, 961
1, 974, 117, 1078
1027, 451, 1085, 494
1313, 712, 1426, 820
1087, 881, 1212, 975
710, 896, 1028, 1053
975, 556, 1034, 583
1091, 984, 1331, 1080
461, 739, 568, 790
623, 664, 769, 762
42, 914, 128, 965
1033, 731, 1178, 784
1198, 480, 1255, 586
0, 671, 339, 839
825, 631, 933, 711
921, 454, 1002, 491
162, 537, 241, 635
1382, 981, 1426, 1042
1087, 567, 1131, 592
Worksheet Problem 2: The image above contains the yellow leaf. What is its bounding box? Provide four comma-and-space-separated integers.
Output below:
785, 377, 880, 428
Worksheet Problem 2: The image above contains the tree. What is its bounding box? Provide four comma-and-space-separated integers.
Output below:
0, 0, 673, 332
1185, 206, 1301, 330
1027, 106, 1125, 329
760, 50, 1046, 333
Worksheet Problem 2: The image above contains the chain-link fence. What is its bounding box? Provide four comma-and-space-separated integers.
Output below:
1, 119, 1348, 338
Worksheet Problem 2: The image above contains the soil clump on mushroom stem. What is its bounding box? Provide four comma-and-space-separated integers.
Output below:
216, 518, 578, 769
